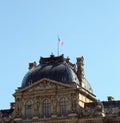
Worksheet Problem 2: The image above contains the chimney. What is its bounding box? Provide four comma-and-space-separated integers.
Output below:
29, 61, 37, 70
76, 56, 84, 85
107, 96, 114, 101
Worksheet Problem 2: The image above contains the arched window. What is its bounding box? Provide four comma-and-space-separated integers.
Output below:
59, 98, 67, 115
25, 100, 32, 118
42, 99, 50, 116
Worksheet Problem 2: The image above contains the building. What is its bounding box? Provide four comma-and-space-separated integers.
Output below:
0, 54, 120, 123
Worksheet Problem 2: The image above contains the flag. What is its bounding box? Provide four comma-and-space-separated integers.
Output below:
60, 41, 64, 45
58, 36, 61, 42
57, 35, 64, 56
58, 36, 64, 45
57, 36, 64, 45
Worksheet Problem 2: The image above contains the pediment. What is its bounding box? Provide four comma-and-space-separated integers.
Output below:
16, 78, 74, 94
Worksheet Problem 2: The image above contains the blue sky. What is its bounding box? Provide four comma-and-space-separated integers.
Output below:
0, 0, 120, 109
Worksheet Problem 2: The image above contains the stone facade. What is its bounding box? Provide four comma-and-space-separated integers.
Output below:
0, 55, 120, 123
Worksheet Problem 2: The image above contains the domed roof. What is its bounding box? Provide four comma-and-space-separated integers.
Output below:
22, 55, 79, 87
83, 78, 93, 94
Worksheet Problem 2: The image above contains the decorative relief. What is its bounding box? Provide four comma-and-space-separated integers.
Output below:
70, 93, 78, 112
106, 107, 113, 116
51, 96, 58, 114
25, 80, 69, 93
81, 106, 93, 117
14, 98, 22, 118
37, 81, 57, 90
33, 97, 40, 116
80, 102, 105, 117
28, 88, 33, 92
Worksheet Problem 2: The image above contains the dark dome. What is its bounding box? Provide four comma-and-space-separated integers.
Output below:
22, 55, 79, 87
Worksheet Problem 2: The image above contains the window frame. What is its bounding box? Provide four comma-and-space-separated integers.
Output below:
42, 98, 51, 116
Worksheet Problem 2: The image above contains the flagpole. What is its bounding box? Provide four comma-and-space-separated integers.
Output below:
57, 35, 64, 56
57, 39, 59, 56
57, 35, 60, 56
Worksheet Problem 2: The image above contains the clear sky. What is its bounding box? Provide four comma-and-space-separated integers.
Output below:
0, 0, 120, 109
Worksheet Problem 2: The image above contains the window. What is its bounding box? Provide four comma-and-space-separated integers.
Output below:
42, 99, 50, 116
25, 100, 32, 118
59, 98, 67, 115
